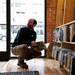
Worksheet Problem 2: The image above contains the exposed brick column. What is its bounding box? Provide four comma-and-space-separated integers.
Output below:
46, 0, 57, 43
45, 0, 57, 58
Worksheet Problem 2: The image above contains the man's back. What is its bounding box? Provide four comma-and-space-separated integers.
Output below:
12, 27, 36, 47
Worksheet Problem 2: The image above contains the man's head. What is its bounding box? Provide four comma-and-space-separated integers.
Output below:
27, 18, 37, 29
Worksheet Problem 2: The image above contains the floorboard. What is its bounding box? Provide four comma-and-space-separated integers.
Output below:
0, 58, 68, 75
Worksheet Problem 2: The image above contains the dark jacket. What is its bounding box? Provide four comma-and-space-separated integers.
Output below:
12, 27, 36, 47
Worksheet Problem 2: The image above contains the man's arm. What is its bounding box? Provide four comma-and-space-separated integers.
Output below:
12, 29, 22, 47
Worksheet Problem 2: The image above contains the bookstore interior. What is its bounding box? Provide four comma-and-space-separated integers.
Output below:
0, 0, 75, 75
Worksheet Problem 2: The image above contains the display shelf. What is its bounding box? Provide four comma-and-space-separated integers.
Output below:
62, 42, 75, 50
52, 20, 75, 74
56, 20, 75, 28
62, 42, 75, 44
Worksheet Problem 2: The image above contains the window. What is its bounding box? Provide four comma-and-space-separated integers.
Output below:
0, 0, 6, 52
11, 0, 45, 57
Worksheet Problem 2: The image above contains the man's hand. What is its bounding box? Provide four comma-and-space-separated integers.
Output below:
31, 41, 37, 47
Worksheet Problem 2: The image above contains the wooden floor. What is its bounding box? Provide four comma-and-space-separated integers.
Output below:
0, 58, 69, 75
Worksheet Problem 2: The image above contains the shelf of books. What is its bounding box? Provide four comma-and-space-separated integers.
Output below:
52, 20, 75, 75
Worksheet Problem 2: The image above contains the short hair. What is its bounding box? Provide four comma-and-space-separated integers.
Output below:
33, 19, 37, 25
28, 18, 37, 27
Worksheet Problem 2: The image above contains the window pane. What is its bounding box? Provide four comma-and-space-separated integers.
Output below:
0, 0, 6, 51
11, 0, 45, 56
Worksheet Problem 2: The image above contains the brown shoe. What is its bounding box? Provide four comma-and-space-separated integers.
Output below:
18, 62, 28, 69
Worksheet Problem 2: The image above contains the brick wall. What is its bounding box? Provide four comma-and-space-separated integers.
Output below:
46, 0, 57, 58
46, 0, 57, 43
46, 0, 75, 58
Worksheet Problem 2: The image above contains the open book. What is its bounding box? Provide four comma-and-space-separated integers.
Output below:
31, 41, 46, 51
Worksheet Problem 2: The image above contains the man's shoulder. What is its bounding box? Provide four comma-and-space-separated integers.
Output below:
20, 27, 30, 32
20, 27, 28, 30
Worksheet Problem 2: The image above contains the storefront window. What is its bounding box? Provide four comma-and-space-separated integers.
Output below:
11, 0, 45, 56
0, 0, 6, 51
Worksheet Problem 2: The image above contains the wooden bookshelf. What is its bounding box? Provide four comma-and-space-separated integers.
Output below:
62, 42, 75, 50
53, 20, 75, 73
56, 20, 75, 28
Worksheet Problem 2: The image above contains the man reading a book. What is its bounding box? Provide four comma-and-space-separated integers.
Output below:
12, 18, 45, 69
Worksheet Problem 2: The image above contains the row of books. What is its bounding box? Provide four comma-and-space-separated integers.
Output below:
53, 24, 75, 42
52, 44, 75, 75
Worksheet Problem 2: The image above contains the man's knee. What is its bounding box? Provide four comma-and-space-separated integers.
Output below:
12, 44, 28, 55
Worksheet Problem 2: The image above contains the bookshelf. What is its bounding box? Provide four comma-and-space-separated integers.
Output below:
52, 20, 75, 74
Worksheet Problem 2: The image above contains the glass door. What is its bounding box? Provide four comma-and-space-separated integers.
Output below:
10, 0, 45, 57
0, 0, 10, 61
